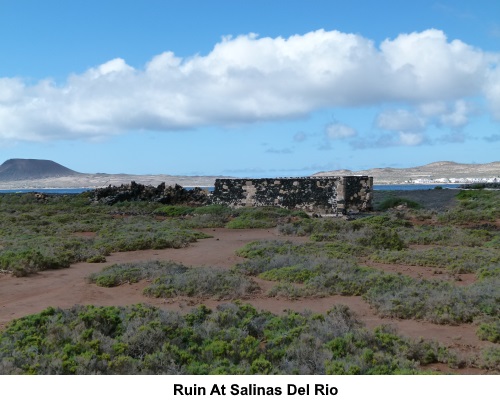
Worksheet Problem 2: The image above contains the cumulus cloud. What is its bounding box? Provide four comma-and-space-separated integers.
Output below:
372, 98, 477, 148
439, 100, 475, 127
319, 120, 356, 151
485, 67, 500, 120
375, 109, 425, 132
350, 131, 429, 149
325, 122, 357, 139
0, 28, 499, 141
398, 132, 426, 146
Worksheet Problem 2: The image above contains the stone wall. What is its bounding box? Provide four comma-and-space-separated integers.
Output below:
91, 182, 209, 205
211, 176, 373, 215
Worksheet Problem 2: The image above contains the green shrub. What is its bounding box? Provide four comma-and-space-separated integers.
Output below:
358, 226, 406, 250
371, 246, 500, 275
226, 217, 276, 229
192, 205, 232, 216
86, 255, 106, 263
88, 261, 188, 287
278, 218, 315, 236
153, 206, 195, 217
144, 268, 259, 300
479, 347, 500, 371
260, 266, 321, 283
377, 197, 421, 211
226, 207, 305, 229
400, 225, 494, 247
476, 319, 500, 343
0, 194, 209, 276
365, 278, 500, 324
0, 303, 461, 375
438, 190, 500, 224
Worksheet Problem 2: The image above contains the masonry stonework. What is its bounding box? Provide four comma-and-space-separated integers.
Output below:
212, 176, 373, 215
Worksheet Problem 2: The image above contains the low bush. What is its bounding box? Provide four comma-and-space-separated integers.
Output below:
236, 239, 500, 324
0, 303, 456, 374
88, 260, 258, 300
226, 207, 307, 229
476, 318, 500, 343
365, 278, 500, 324
438, 190, 500, 224
479, 347, 500, 371
400, 226, 494, 247
153, 206, 195, 217
358, 226, 406, 250
0, 194, 209, 277
377, 197, 422, 211
308, 215, 408, 252
192, 205, 233, 216
260, 265, 321, 283
144, 268, 259, 300
371, 246, 500, 274
86, 255, 107, 263
88, 261, 188, 287
278, 218, 315, 236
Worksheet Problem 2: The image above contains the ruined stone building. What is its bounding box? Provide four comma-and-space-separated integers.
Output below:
211, 176, 373, 215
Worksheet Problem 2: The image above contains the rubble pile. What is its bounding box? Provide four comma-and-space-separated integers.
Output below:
91, 181, 209, 205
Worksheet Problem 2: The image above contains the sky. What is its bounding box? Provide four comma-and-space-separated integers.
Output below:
0, 0, 499, 177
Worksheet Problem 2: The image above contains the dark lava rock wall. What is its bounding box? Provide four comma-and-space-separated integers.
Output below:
212, 176, 372, 215
339, 176, 373, 213
91, 181, 209, 205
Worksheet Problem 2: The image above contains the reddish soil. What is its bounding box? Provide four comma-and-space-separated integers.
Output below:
363, 259, 477, 286
0, 227, 495, 373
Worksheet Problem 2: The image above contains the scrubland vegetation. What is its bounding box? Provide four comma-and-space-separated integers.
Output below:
0, 193, 208, 276
0, 302, 464, 375
0, 188, 499, 374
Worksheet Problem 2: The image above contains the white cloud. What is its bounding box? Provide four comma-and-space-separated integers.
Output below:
485, 66, 500, 120
350, 131, 428, 149
439, 100, 473, 127
379, 29, 489, 100
399, 132, 425, 146
373, 99, 476, 147
325, 122, 357, 139
418, 101, 448, 117
375, 109, 425, 132
0, 29, 499, 141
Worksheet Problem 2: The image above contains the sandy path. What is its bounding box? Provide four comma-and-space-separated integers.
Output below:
0, 228, 494, 365
0, 228, 294, 327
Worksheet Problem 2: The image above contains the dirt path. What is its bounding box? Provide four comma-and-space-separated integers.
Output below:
0, 228, 296, 327
362, 259, 477, 285
0, 227, 494, 370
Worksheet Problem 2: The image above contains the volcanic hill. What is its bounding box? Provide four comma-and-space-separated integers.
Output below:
0, 159, 80, 181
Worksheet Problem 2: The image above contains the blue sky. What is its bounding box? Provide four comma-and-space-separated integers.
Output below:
0, 0, 499, 177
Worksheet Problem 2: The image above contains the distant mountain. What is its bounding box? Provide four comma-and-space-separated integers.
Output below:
0, 159, 80, 181
313, 161, 500, 184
